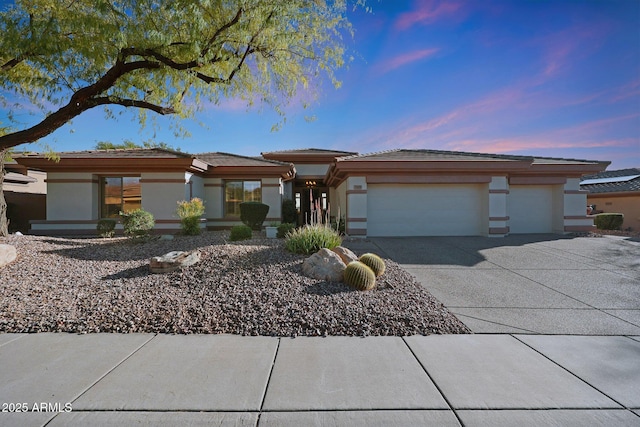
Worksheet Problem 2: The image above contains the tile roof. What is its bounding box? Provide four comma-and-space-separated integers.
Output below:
16, 148, 194, 159
580, 168, 640, 193
196, 152, 290, 167
336, 149, 602, 164
261, 148, 357, 156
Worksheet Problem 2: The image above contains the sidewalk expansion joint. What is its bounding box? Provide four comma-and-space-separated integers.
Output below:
453, 313, 537, 334
68, 335, 158, 405
401, 336, 466, 427
256, 337, 281, 425
511, 335, 630, 410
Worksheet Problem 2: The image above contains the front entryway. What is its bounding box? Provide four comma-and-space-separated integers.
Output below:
293, 183, 329, 225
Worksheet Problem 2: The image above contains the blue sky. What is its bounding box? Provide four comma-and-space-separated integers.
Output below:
4, 0, 640, 170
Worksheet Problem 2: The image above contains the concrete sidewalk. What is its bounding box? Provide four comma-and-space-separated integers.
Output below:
1, 235, 639, 426
368, 235, 640, 335
0, 333, 639, 426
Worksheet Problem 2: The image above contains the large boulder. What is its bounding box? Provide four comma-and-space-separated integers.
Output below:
0, 244, 17, 269
150, 250, 200, 273
302, 248, 346, 282
332, 246, 358, 265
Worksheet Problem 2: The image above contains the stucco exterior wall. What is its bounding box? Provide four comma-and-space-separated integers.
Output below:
294, 164, 330, 178
45, 172, 97, 221
140, 172, 188, 229
186, 173, 205, 201
588, 193, 640, 231
264, 178, 283, 223
4, 170, 47, 194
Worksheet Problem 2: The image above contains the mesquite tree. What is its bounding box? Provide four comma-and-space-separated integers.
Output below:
0, 0, 359, 236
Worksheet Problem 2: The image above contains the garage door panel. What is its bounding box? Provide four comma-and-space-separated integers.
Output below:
509, 186, 553, 233
367, 184, 485, 237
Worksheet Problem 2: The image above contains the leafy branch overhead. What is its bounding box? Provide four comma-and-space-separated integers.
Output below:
0, 0, 359, 150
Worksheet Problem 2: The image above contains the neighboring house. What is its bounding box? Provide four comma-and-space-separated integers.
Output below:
580, 168, 640, 231
15, 147, 608, 237
3, 159, 47, 233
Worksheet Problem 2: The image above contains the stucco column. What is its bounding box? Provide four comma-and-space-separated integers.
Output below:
262, 177, 283, 223
488, 176, 509, 237
563, 178, 594, 233
345, 176, 367, 236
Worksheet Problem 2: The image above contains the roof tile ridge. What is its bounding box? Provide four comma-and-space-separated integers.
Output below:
196, 151, 290, 166
338, 148, 402, 161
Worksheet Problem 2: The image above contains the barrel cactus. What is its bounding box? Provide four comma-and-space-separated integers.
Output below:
359, 253, 386, 277
343, 261, 376, 291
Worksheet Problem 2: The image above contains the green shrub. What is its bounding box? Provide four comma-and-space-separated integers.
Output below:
285, 225, 342, 255
177, 198, 205, 235
120, 209, 155, 238
180, 216, 201, 235
594, 213, 624, 230
96, 219, 116, 238
277, 223, 297, 238
344, 261, 376, 291
229, 224, 252, 241
239, 202, 270, 230
282, 199, 297, 224
359, 253, 386, 277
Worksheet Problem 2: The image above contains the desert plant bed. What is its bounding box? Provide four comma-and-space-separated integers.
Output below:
0, 232, 470, 336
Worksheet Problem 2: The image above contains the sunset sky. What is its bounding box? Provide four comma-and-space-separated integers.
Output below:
5, 0, 640, 170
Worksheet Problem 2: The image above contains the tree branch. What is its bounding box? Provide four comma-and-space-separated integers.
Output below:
200, 7, 243, 58
1, 56, 26, 71
91, 97, 175, 115
0, 59, 165, 151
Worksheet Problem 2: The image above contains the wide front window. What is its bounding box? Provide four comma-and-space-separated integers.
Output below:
224, 180, 261, 216
101, 176, 142, 218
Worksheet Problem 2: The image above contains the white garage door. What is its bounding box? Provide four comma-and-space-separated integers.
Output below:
367, 184, 486, 237
509, 185, 554, 233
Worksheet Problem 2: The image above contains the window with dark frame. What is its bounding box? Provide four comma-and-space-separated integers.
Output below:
224, 180, 261, 216
100, 176, 142, 218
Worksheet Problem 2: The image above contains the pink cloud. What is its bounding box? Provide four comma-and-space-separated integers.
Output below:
431, 113, 640, 154
375, 48, 439, 75
395, 0, 464, 30
534, 23, 608, 80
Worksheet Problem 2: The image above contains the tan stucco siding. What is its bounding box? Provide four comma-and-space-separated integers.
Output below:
4, 170, 47, 194
588, 193, 640, 231
45, 172, 98, 221
294, 164, 330, 178
262, 177, 283, 222
140, 173, 188, 227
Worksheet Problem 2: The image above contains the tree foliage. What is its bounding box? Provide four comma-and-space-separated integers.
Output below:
94, 139, 179, 151
0, 0, 359, 151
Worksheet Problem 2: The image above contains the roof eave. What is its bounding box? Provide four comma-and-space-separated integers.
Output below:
15, 157, 207, 174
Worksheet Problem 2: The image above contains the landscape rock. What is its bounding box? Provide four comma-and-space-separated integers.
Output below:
150, 250, 200, 273
302, 248, 346, 282
332, 246, 359, 265
0, 244, 17, 268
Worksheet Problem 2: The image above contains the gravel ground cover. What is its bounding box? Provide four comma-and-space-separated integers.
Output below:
0, 232, 470, 336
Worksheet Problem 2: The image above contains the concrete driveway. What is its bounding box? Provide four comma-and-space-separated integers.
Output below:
370, 234, 640, 335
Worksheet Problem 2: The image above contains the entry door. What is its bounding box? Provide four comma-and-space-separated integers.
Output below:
294, 186, 329, 225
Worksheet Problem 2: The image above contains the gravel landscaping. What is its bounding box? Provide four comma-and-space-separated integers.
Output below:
0, 232, 470, 336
